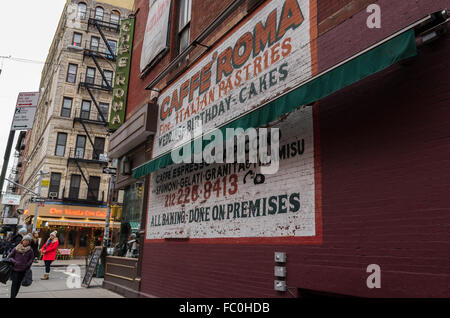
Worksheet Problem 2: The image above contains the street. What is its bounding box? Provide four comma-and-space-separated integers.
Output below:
0, 258, 122, 298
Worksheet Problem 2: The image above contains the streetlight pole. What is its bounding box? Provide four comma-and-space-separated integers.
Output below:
97, 173, 116, 278
0, 130, 16, 202
103, 173, 116, 248
31, 171, 45, 232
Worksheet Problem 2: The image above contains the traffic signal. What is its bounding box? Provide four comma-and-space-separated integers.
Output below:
137, 186, 143, 198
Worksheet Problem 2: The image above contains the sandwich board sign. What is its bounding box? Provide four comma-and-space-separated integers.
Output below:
12, 92, 39, 131
82, 246, 103, 287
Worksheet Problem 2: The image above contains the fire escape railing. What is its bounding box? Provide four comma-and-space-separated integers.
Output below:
69, 9, 121, 197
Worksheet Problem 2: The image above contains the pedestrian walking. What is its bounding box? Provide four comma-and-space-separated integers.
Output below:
125, 233, 138, 258
2, 233, 12, 258
7, 234, 34, 298
11, 228, 27, 248
30, 231, 40, 263
40, 231, 58, 280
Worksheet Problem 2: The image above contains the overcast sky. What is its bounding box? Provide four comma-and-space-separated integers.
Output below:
0, 0, 66, 192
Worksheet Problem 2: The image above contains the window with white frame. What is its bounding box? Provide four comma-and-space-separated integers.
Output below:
55, 133, 67, 157
95, 6, 104, 21
178, 0, 191, 54
90, 36, 99, 51
73, 32, 83, 47
78, 2, 87, 19
102, 70, 113, 87
66, 63, 78, 83
111, 10, 120, 25
61, 97, 73, 117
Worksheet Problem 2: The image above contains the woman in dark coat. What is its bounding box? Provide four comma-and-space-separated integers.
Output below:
10, 228, 27, 248
7, 234, 34, 298
30, 231, 40, 263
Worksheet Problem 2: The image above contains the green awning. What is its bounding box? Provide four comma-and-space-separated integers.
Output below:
133, 29, 417, 179
129, 221, 140, 230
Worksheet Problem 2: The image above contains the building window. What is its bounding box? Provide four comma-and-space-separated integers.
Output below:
55, 133, 67, 157
102, 70, 113, 87
93, 137, 105, 160
95, 6, 104, 21
81, 100, 91, 119
87, 176, 101, 201
79, 228, 89, 247
73, 32, 83, 47
178, 0, 191, 54
98, 102, 109, 121
61, 97, 73, 118
78, 2, 87, 20
69, 174, 81, 199
90, 36, 99, 51
85, 67, 96, 84
75, 135, 86, 158
111, 10, 120, 25
48, 173, 61, 199
117, 182, 144, 257
66, 63, 78, 83
107, 40, 117, 59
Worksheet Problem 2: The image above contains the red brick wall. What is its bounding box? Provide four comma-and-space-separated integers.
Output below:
318, 0, 450, 71
127, 0, 236, 119
317, 0, 352, 23
140, 32, 450, 298
136, 0, 450, 298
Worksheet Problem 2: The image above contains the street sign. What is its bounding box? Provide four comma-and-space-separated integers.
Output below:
102, 167, 117, 175
1, 194, 21, 205
12, 92, 40, 131
3, 218, 18, 225
31, 197, 45, 203
41, 180, 50, 187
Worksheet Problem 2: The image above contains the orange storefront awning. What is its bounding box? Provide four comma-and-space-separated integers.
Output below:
39, 218, 121, 229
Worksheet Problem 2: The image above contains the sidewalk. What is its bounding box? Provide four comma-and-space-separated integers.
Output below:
32, 258, 87, 267
0, 258, 123, 298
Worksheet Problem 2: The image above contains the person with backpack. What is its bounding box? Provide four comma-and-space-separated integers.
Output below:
11, 228, 27, 248
30, 231, 41, 263
7, 234, 34, 298
40, 231, 59, 280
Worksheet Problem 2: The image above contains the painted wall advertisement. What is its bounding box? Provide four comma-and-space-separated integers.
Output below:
153, 0, 315, 158
147, 106, 320, 243
140, 0, 172, 73
146, 0, 320, 243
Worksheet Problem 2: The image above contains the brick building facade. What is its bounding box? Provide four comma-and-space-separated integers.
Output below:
108, 0, 450, 297
20, 0, 133, 257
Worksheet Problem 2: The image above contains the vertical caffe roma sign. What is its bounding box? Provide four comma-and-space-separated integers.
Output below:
147, 0, 321, 244
110, 18, 135, 131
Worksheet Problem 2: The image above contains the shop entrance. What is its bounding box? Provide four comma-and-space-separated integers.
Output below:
39, 226, 105, 257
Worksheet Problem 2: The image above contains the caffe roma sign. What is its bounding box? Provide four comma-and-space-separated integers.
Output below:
153, 0, 317, 159
146, 0, 321, 244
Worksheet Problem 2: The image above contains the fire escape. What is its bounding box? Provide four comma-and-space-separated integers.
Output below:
68, 9, 121, 204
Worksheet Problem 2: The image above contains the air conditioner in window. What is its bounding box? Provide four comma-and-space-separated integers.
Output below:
99, 154, 108, 162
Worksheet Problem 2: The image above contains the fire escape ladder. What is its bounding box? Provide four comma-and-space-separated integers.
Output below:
85, 85, 108, 124
78, 119, 100, 159
90, 53, 112, 91
73, 160, 97, 201
93, 20, 115, 62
